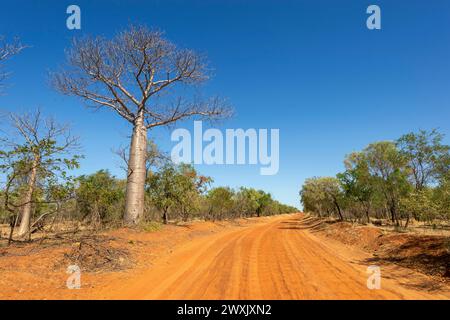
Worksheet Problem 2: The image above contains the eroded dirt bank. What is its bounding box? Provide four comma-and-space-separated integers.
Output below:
304, 216, 450, 281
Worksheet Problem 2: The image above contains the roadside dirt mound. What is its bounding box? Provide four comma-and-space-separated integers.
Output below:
311, 217, 450, 280
319, 221, 383, 251
373, 234, 450, 279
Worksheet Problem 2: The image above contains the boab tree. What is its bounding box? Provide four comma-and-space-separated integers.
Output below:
0, 110, 80, 238
53, 25, 231, 225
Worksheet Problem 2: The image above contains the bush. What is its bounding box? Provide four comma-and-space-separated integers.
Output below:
139, 221, 162, 232
300, 129, 450, 226
75, 170, 125, 226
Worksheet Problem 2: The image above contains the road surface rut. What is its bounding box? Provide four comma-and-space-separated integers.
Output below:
111, 215, 450, 299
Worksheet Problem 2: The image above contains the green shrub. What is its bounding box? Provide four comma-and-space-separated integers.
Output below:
140, 221, 162, 233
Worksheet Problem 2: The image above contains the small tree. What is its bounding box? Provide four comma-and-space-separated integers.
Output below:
175, 164, 211, 221
255, 190, 273, 217
76, 170, 125, 226
0, 110, 80, 238
433, 173, 450, 221
337, 152, 375, 223
146, 163, 209, 224
53, 25, 231, 225
363, 141, 411, 225
399, 188, 438, 225
397, 129, 450, 190
206, 187, 235, 221
235, 187, 260, 218
300, 177, 329, 217
300, 177, 344, 220
146, 164, 177, 224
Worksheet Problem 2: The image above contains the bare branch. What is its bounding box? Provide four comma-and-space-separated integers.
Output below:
0, 36, 26, 90
52, 25, 231, 127
7, 109, 80, 154
113, 140, 169, 176
146, 96, 232, 129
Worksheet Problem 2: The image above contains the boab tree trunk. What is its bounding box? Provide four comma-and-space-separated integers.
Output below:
124, 114, 148, 224
17, 155, 39, 237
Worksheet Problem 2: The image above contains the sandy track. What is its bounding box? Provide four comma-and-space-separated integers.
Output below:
110, 214, 450, 300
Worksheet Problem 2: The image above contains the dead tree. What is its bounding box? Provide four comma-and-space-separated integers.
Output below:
52, 25, 231, 225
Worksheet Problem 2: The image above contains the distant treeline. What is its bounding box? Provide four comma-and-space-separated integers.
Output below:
0, 111, 296, 240
76, 164, 298, 226
300, 129, 450, 227
0, 162, 297, 229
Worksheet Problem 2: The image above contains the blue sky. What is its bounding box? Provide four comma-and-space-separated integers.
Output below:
1, 0, 449, 208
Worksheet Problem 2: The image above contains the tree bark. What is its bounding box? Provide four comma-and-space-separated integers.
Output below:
333, 199, 344, 221
162, 209, 169, 224
124, 113, 148, 225
365, 208, 370, 224
404, 213, 410, 229
17, 155, 39, 237
389, 201, 399, 226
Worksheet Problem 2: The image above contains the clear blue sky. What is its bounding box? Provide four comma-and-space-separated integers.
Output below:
1, 0, 449, 208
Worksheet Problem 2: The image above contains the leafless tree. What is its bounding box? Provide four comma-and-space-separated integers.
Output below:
113, 139, 168, 178
0, 109, 79, 238
52, 25, 231, 224
0, 36, 26, 90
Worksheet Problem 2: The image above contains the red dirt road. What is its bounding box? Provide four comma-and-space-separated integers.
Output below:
107, 214, 450, 300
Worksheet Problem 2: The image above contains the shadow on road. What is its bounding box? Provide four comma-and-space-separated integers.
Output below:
278, 216, 338, 232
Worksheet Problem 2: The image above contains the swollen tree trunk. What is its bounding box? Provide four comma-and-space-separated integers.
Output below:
124, 114, 148, 225
18, 156, 39, 237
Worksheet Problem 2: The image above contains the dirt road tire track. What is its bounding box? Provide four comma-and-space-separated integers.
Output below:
110, 214, 450, 300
